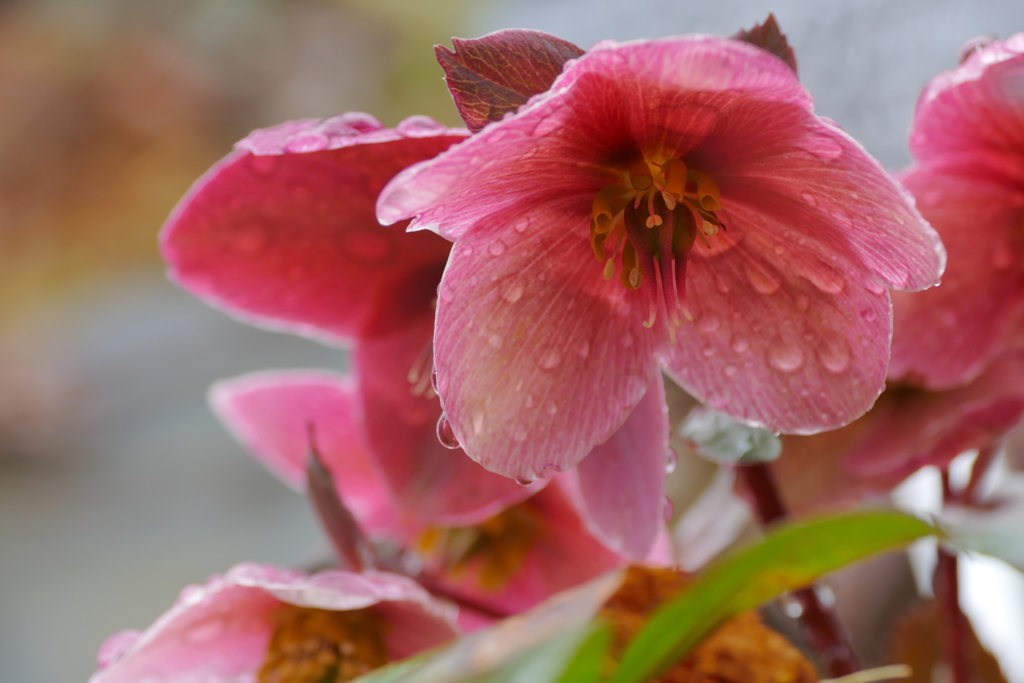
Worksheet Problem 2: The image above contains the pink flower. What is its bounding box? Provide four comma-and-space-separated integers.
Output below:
209, 370, 657, 616
889, 33, 1024, 389
776, 348, 1024, 513
90, 563, 458, 683
162, 113, 670, 558
377, 35, 945, 482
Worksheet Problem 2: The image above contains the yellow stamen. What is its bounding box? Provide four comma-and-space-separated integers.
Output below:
688, 169, 723, 212
258, 605, 389, 683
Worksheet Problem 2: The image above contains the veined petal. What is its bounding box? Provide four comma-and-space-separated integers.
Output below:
574, 374, 670, 559
666, 233, 892, 434
162, 115, 464, 344
378, 35, 811, 239
912, 33, 1024, 162
90, 564, 457, 683
353, 310, 537, 527
890, 162, 1024, 388
208, 370, 400, 533
432, 199, 662, 480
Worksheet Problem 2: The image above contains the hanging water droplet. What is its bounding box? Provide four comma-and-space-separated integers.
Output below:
768, 342, 805, 373
515, 476, 534, 486
665, 447, 678, 474
436, 415, 460, 449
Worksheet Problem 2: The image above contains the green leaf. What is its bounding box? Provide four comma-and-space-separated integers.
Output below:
354, 571, 622, 683
556, 624, 613, 683
611, 511, 936, 683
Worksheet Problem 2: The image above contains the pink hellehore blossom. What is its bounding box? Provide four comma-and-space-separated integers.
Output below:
378, 35, 946, 482
210, 370, 652, 617
890, 33, 1024, 389
162, 113, 669, 558
90, 563, 458, 683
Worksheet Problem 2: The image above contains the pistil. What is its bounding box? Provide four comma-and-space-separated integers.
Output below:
590, 155, 725, 329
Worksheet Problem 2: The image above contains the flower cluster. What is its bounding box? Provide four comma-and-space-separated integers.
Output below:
94, 16, 1024, 682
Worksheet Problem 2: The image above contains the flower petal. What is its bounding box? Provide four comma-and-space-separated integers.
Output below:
90, 564, 457, 683
890, 162, 1024, 388
208, 370, 399, 532
353, 309, 537, 527
432, 200, 661, 480
162, 115, 464, 344
574, 374, 670, 559
666, 233, 892, 434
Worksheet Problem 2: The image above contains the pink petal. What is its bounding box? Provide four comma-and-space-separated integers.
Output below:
890, 162, 1024, 388
429, 479, 624, 615
162, 115, 465, 344
666, 232, 892, 433
573, 374, 670, 559
432, 200, 662, 481
847, 351, 1024, 479
90, 564, 457, 683
378, 36, 810, 238
911, 33, 1024, 163
208, 370, 400, 532
353, 310, 537, 527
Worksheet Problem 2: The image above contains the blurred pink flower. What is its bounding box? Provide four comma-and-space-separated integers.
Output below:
378, 35, 945, 483
162, 113, 669, 558
210, 371, 663, 617
890, 33, 1024, 389
90, 563, 457, 683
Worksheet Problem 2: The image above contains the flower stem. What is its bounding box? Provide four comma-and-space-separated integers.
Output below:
736, 462, 860, 676
935, 548, 969, 683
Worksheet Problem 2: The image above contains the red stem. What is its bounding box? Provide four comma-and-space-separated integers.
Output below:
935, 548, 969, 683
736, 462, 860, 676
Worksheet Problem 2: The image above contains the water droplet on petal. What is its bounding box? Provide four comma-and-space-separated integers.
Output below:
514, 379, 524, 392
397, 116, 448, 137
460, 243, 474, 256
285, 132, 329, 153
724, 365, 737, 377
503, 282, 524, 303
665, 447, 678, 474
817, 336, 851, 374
768, 341, 805, 373
488, 240, 506, 256
513, 217, 530, 233
746, 264, 781, 295
229, 224, 270, 254
578, 339, 591, 359
515, 476, 534, 486
800, 192, 817, 207
545, 400, 559, 416
702, 346, 715, 358
731, 335, 750, 353
488, 334, 503, 349
621, 332, 634, 348
861, 308, 877, 322
534, 115, 560, 136
799, 261, 845, 294
865, 280, 886, 295
539, 349, 562, 369
185, 617, 225, 643
773, 244, 786, 256
795, 294, 810, 312
436, 415, 460, 449
512, 425, 528, 443
472, 410, 485, 435
179, 585, 205, 606
802, 131, 844, 161
524, 393, 535, 408
698, 315, 721, 334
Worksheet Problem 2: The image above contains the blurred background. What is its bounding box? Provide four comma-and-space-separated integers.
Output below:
2, 0, 1024, 680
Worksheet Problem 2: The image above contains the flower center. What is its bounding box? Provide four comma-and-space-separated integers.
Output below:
258, 605, 390, 683
590, 155, 725, 327
415, 503, 540, 590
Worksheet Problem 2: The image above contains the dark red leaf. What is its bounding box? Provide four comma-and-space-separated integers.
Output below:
435, 29, 585, 132
733, 14, 798, 74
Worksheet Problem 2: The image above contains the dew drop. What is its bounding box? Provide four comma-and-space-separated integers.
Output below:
285, 132, 329, 153
621, 332, 634, 348
768, 342, 805, 373
799, 261, 845, 294
545, 400, 559, 416
795, 294, 810, 312
802, 132, 844, 161
230, 224, 269, 254
185, 617, 225, 643
436, 415, 460, 449
503, 282, 524, 303
488, 240, 506, 256
460, 243, 474, 256
525, 393, 535, 408
578, 339, 591, 359
512, 425, 528, 443
817, 337, 851, 374
665, 447, 678, 474
861, 308, 877, 322
746, 264, 781, 295
539, 349, 562, 369
702, 346, 716, 358
714, 274, 731, 294
731, 335, 750, 353
472, 410, 485, 435
800, 192, 817, 207
179, 585, 205, 606
514, 379, 524, 392
698, 315, 721, 334
724, 365, 738, 376
534, 115, 560, 136
865, 280, 886, 295
488, 334, 503, 349
515, 476, 534, 486
397, 115, 448, 137
513, 217, 530, 233
773, 244, 786, 256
